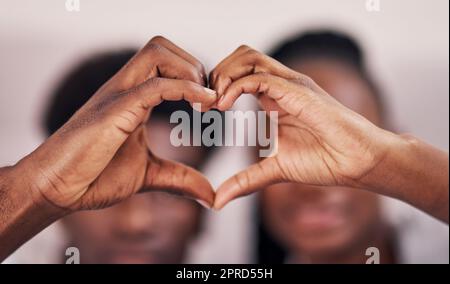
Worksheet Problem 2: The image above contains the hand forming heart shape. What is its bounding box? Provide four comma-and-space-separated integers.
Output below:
24, 36, 390, 214
26, 36, 217, 212
209, 45, 390, 209
2, 35, 448, 265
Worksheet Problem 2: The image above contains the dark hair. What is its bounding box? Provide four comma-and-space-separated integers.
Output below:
43, 49, 220, 167
269, 30, 385, 118
44, 50, 136, 135
270, 31, 364, 71
256, 30, 386, 264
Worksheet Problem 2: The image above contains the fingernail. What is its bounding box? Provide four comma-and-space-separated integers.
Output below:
212, 204, 222, 211
203, 87, 217, 97
195, 199, 212, 209
192, 102, 203, 112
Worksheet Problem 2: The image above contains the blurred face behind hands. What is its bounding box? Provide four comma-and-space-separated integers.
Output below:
62, 119, 203, 264
261, 58, 387, 262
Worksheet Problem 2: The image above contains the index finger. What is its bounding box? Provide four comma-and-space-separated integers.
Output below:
113, 36, 207, 90
211, 46, 300, 96
150, 36, 207, 83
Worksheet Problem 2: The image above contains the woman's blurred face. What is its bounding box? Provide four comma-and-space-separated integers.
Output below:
62, 120, 205, 264
261, 58, 384, 258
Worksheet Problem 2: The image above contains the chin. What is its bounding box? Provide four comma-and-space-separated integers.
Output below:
107, 257, 155, 264
99, 252, 160, 264
291, 229, 357, 259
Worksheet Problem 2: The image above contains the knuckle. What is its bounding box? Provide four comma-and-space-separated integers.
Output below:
294, 74, 315, 89
191, 59, 205, 72
245, 49, 263, 63
255, 71, 270, 81
183, 80, 197, 91
91, 92, 123, 116
209, 69, 219, 82
301, 74, 314, 84
294, 74, 316, 92
145, 76, 163, 88
244, 48, 259, 57
143, 42, 163, 55
194, 62, 207, 77
150, 35, 167, 44
235, 171, 250, 193
188, 68, 204, 85
236, 44, 251, 52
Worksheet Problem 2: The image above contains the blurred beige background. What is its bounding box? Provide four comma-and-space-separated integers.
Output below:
0, 0, 448, 263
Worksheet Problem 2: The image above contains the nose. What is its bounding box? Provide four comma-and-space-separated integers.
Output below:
112, 196, 156, 241
291, 184, 348, 204
290, 184, 328, 202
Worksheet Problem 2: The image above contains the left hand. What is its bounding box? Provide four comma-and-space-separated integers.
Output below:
18, 36, 217, 212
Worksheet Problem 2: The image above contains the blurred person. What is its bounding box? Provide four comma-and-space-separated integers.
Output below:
211, 41, 448, 225
1, 35, 448, 262
254, 31, 449, 264
42, 50, 218, 264
0, 36, 220, 262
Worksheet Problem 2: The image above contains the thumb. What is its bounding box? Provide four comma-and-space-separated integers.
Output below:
144, 154, 215, 209
214, 157, 281, 210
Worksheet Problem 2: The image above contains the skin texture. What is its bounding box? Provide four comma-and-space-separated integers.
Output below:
0, 40, 448, 262
62, 120, 204, 264
0, 36, 217, 261
23, 37, 217, 211
210, 45, 449, 225
210, 45, 394, 207
261, 59, 395, 263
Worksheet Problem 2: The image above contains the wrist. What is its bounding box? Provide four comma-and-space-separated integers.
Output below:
356, 131, 449, 223
0, 160, 69, 261
11, 156, 70, 221
352, 129, 412, 198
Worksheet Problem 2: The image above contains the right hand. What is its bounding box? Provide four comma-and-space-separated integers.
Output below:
211, 45, 398, 209
17, 36, 217, 213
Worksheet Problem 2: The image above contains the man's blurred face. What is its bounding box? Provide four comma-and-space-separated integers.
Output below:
261, 59, 385, 259
62, 119, 205, 264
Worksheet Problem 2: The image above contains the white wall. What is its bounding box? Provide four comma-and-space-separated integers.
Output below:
1, 0, 448, 263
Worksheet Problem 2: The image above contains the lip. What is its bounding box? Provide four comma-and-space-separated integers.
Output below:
102, 243, 163, 264
105, 249, 157, 264
291, 205, 347, 232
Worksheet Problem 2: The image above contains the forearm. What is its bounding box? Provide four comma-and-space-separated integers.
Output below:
0, 159, 67, 262
360, 131, 449, 223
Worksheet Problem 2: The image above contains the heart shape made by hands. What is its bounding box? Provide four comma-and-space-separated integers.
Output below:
51, 37, 379, 213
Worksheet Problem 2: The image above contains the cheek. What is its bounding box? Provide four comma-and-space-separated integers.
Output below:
346, 190, 381, 223
63, 210, 113, 243
262, 189, 283, 219
159, 204, 200, 236
261, 188, 295, 238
